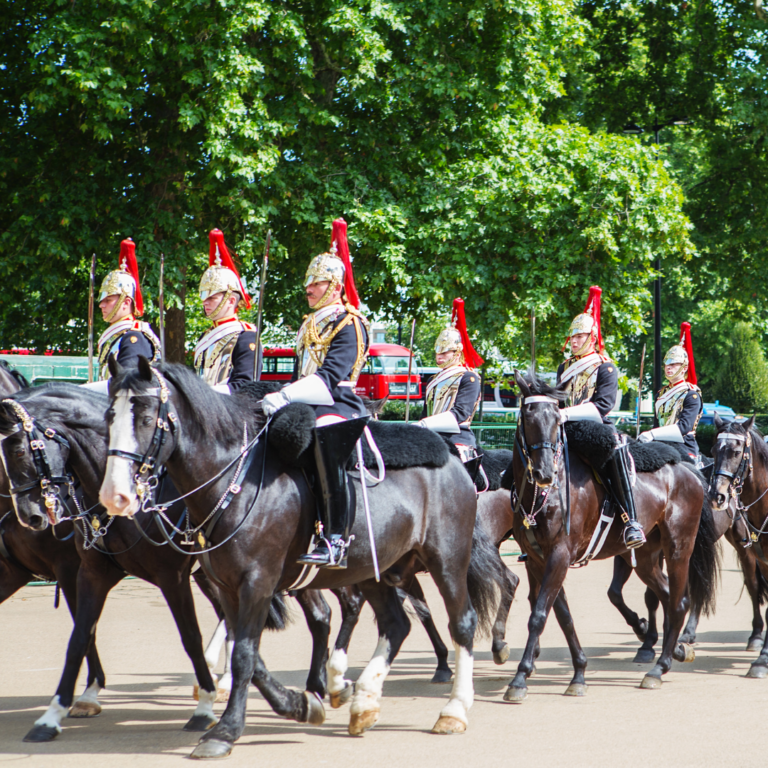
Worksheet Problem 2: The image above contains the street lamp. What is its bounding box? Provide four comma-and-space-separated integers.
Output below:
623, 117, 690, 417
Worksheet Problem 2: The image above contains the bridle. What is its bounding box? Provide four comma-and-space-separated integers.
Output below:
106, 368, 178, 505
512, 395, 570, 533
1, 398, 78, 523
710, 431, 753, 505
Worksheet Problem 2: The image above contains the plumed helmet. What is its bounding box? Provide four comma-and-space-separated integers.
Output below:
665, 322, 697, 384
435, 327, 462, 355
99, 239, 143, 319
304, 218, 361, 308
565, 286, 604, 353
199, 229, 251, 309
663, 345, 688, 367
434, 299, 484, 369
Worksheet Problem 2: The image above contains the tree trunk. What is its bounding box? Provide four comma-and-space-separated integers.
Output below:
165, 269, 187, 364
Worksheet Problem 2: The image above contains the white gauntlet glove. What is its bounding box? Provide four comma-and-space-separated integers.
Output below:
262, 390, 290, 417
261, 373, 334, 417
638, 431, 653, 443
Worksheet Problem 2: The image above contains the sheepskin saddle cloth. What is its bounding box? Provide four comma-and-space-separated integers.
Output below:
266, 403, 451, 470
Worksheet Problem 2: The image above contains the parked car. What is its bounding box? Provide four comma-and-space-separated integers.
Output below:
700, 402, 739, 425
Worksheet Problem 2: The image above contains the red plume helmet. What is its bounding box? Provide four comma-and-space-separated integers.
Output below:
331, 218, 360, 309
452, 298, 484, 369
679, 322, 697, 385
584, 286, 604, 352
119, 238, 143, 316
208, 229, 251, 309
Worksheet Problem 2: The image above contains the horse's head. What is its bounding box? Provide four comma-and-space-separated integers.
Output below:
514, 371, 567, 487
0, 398, 73, 531
709, 413, 756, 512
100, 356, 179, 518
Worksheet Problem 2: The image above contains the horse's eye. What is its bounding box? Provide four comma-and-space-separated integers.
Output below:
15, 449, 25, 458
141, 415, 153, 427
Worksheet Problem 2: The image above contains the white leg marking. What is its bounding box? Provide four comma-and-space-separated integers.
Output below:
100, 393, 140, 516
439, 644, 474, 726
193, 688, 217, 720
74, 681, 101, 707
350, 637, 390, 716
34, 696, 68, 731
327, 648, 349, 696
204, 620, 227, 670
224, 637, 234, 674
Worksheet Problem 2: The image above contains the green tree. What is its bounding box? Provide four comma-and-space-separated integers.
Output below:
710, 322, 768, 413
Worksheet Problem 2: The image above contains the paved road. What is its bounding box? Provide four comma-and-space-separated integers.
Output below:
1, 547, 765, 767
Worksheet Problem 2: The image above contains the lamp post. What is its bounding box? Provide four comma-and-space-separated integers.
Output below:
623, 117, 690, 412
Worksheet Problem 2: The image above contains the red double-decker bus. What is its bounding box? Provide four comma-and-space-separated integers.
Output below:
261, 343, 421, 400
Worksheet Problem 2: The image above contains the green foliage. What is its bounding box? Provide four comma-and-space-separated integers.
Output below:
709, 322, 768, 414
1, 0, 692, 370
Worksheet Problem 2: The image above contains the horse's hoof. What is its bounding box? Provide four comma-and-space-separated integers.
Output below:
184, 714, 218, 732
640, 674, 662, 690
431, 716, 466, 734
633, 649, 656, 664
349, 709, 379, 736
503, 686, 527, 703
69, 700, 102, 718
330, 682, 354, 709
305, 692, 326, 726
673, 643, 695, 663
23, 725, 60, 743
430, 668, 453, 684
746, 663, 768, 679
190, 739, 233, 759
564, 683, 587, 697
747, 637, 764, 652
493, 644, 511, 666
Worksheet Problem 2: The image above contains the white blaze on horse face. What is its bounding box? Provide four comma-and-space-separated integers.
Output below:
439, 643, 474, 726
349, 636, 391, 717
100, 392, 140, 517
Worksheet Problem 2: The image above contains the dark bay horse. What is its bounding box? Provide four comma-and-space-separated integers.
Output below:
100, 360, 508, 759
504, 373, 718, 701
709, 414, 768, 677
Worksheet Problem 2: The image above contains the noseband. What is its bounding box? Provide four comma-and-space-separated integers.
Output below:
1, 398, 76, 520
710, 432, 752, 502
106, 369, 178, 503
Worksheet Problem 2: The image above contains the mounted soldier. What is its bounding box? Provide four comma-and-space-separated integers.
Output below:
262, 218, 370, 569
194, 229, 259, 393
96, 238, 160, 381
418, 298, 483, 465
639, 322, 702, 461
557, 286, 645, 549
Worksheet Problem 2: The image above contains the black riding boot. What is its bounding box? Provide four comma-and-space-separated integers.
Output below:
606, 439, 646, 550
297, 416, 369, 569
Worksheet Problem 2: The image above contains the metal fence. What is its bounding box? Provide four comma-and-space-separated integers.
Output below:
471, 424, 517, 451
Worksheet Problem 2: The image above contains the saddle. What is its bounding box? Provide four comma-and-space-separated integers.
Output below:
267, 403, 451, 470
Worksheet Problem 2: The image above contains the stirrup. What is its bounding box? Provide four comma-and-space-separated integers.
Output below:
623, 522, 646, 550
296, 536, 352, 569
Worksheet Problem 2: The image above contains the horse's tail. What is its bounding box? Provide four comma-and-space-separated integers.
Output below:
467, 520, 513, 638
687, 486, 721, 618
264, 591, 292, 631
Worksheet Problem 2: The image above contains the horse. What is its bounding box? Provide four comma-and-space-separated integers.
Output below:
502, 372, 719, 701
99, 358, 509, 759
709, 414, 768, 677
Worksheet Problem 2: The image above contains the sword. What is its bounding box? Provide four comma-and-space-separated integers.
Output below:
87, 253, 96, 382
158, 253, 166, 363
531, 307, 536, 375
636, 343, 647, 438
253, 230, 271, 381
404, 319, 416, 423
356, 438, 380, 582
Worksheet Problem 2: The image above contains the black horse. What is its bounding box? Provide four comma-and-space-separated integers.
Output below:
709, 414, 768, 677
504, 373, 719, 701
100, 359, 507, 759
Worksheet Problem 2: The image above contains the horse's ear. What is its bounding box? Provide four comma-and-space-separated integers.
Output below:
137, 356, 153, 381
108, 354, 124, 380
713, 413, 724, 431
743, 415, 756, 433
514, 370, 531, 399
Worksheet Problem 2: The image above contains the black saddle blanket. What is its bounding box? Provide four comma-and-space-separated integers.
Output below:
564, 421, 691, 472
267, 403, 451, 470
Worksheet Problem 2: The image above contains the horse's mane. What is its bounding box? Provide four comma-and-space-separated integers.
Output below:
520, 372, 569, 404
718, 419, 768, 465
120, 363, 266, 448
0, 359, 30, 389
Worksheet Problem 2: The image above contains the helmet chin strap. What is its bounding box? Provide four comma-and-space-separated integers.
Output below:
207, 289, 235, 322
572, 332, 596, 358
311, 277, 341, 311
105, 293, 132, 324
666, 365, 687, 385
438, 349, 463, 369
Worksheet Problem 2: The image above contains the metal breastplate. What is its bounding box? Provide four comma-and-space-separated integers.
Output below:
657, 383, 702, 436
562, 358, 602, 407
197, 333, 240, 386
97, 327, 159, 381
